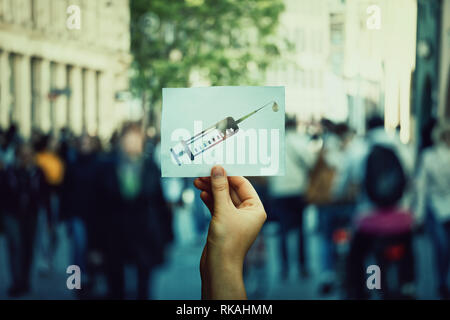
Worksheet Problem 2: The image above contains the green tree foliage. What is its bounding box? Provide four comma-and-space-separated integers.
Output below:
130, 0, 286, 110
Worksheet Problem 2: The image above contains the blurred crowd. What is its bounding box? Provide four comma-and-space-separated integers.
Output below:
259, 115, 450, 299
0, 122, 173, 299
1, 115, 450, 300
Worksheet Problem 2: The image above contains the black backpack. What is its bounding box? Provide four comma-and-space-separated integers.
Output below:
365, 145, 406, 207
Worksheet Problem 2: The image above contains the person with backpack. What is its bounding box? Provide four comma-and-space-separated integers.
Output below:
342, 116, 416, 299
309, 121, 356, 295
334, 116, 414, 214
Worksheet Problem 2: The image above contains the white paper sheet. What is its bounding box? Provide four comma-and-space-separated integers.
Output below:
161, 86, 285, 177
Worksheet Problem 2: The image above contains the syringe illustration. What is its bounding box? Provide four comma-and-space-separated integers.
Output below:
170, 100, 279, 166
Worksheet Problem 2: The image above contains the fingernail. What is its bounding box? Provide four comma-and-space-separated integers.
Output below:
212, 166, 224, 178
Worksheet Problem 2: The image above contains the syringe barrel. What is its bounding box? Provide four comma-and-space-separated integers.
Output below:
170, 117, 239, 166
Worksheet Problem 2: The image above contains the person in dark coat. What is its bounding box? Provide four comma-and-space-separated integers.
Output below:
59, 134, 98, 296
95, 123, 172, 299
3, 143, 49, 297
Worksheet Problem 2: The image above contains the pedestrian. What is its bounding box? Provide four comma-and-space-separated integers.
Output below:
59, 134, 98, 297
415, 120, 450, 299
268, 116, 313, 279
346, 134, 415, 299
96, 123, 171, 299
3, 143, 49, 297
309, 120, 355, 294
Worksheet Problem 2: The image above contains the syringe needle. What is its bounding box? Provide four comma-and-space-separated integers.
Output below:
235, 100, 277, 125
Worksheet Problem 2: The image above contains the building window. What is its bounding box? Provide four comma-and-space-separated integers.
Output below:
96, 71, 101, 132
31, 0, 36, 27
31, 57, 38, 129
317, 31, 322, 53
82, 68, 87, 131
298, 70, 304, 88
50, 61, 56, 129
8, 53, 15, 123
66, 65, 72, 126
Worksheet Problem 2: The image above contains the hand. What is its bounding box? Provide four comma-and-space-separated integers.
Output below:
194, 165, 267, 300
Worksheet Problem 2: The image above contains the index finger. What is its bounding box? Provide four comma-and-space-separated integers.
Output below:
228, 176, 260, 203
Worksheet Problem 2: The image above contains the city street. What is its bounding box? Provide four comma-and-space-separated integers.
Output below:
0, 205, 440, 300
0, 0, 449, 305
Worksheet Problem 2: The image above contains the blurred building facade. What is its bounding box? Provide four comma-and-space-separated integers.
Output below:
335, 0, 417, 139
439, 0, 450, 119
265, 0, 418, 140
413, 0, 441, 152
264, 0, 330, 123
412, 0, 450, 152
0, 0, 131, 139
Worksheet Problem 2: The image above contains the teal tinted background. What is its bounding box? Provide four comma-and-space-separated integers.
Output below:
161, 86, 285, 177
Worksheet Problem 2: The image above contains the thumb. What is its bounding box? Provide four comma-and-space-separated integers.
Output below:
210, 165, 231, 209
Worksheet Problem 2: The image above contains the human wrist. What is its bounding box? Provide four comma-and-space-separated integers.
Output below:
207, 261, 246, 300
201, 247, 244, 282
211, 256, 243, 277
206, 242, 245, 272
